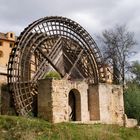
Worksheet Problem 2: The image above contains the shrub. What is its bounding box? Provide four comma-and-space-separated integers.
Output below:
124, 83, 140, 124
45, 71, 61, 80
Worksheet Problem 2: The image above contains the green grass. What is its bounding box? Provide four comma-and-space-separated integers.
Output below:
0, 115, 140, 140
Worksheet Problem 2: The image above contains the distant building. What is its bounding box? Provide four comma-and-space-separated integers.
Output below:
104, 64, 113, 84
0, 32, 16, 67
100, 64, 113, 84
0, 32, 16, 83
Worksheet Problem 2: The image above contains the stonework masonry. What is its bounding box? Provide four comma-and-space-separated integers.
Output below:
38, 79, 126, 125
0, 66, 7, 84
38, 79, 89, 123
0, 84, 14, 115
97, 84, 124, 125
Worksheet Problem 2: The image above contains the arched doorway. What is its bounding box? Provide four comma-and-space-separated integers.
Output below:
68, 89, 81, 121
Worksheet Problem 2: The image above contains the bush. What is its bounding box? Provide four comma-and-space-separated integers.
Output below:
45, 71, 61, 80
124, 83, 140, 124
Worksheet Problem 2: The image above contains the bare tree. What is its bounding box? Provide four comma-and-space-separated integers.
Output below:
99, 25, 137, 86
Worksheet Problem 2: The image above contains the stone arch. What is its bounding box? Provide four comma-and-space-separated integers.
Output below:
68, 89, 81, 121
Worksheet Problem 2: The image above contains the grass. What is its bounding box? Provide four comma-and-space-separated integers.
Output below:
0, 115, 140, 140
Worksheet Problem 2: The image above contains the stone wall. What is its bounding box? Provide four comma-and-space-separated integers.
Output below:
98, 84, 124, 125
0, 84, 15, 115
0, 66, 7, 84
88, 83, 124, 125
0, 75, 7, 84
38, 79, 125, 125
124, 114, 138, 128
38, 79, 89, 123
38, 79, 53, 121
88, 85, 100, 120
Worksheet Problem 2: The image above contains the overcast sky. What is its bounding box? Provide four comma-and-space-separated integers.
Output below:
0, 0, 140, 61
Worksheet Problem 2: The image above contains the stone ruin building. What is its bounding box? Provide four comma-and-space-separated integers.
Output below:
0, 16, 137, 127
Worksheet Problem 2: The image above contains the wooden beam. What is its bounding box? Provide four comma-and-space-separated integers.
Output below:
63, 51, 84, 79
64, 49, 84, 79
36, 47, 64, 77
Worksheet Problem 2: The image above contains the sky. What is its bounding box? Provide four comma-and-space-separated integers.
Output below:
0, 0, 140, 61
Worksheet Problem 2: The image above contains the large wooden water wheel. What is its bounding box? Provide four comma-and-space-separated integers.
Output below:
8, 16, 105, 115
